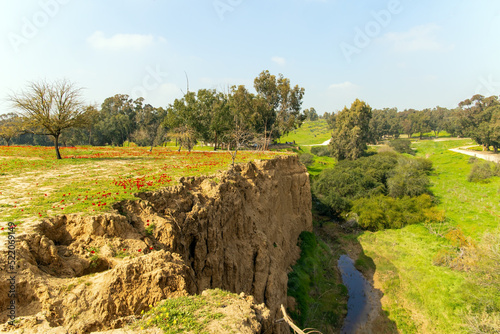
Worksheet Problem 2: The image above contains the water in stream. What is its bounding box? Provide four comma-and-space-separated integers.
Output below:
338, 254, 373, 334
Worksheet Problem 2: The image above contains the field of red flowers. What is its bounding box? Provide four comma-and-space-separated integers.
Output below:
0, 146, 285, 224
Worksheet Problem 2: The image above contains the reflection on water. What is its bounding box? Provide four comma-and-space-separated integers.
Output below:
338, 254, 372, 334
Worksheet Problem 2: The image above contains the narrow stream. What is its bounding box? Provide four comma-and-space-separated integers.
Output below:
338, 254, 373, 334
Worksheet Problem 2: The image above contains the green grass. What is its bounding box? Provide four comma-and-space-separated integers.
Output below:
0, 146, 285, 224
280, 119, 331, 145
287, 231, 348, 332
132, 289, 229, 333
299, 146, 336, 176
408, 130, 452, 139
357, 138, 500, 333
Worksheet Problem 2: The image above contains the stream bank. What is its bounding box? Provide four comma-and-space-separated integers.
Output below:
311, 221, 399, 334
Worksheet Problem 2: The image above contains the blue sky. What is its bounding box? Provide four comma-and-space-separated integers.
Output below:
1, 0, 499, 115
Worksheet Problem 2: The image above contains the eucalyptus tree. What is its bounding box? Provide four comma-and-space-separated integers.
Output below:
329, 99, 372, 160
254, 70, 305, 148
458, 94, 500, 151
0, 113, 23, 146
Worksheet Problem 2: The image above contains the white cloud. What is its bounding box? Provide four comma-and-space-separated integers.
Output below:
271, 56, 286, 66
328, 81, 357, 90
87, 31, 161, 51
381, 23, 451, 52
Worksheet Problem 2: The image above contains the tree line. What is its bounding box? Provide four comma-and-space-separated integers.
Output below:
2, 74, 499, 160
0, 70, 305, 159
325, 94, 500, 161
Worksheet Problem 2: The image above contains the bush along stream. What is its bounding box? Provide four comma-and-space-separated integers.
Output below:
287, 149, 440, 332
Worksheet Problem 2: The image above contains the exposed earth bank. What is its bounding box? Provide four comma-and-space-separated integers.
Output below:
0, 155, 312, 333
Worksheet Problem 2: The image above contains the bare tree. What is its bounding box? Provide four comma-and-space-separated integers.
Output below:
227, 114, 252, 166
0, 113, 23, 146
171, 125, 197, 152
9, 80, 89, 159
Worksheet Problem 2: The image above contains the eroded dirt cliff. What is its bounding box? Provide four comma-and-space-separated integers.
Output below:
0, 155, 312, 333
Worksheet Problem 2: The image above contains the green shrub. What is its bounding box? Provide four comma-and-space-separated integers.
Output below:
495, 162, 500, 176
311, 146, 331, 157
468, 161, 493, 183
312, 152, 399, 216
387, 157, 431, 198
468, 156, 478, 164
313, 152, 435, 218
388, 139, 414, 154
145, 223, 155, 236
351, 194, 442, 231
299, 153, 314, 166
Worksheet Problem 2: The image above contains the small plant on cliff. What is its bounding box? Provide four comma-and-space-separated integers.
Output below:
115, 248, 130, 258
87, 247, 100, 268
145, 223, 155, 236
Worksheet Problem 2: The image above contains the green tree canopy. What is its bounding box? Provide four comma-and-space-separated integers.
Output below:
329, 99, 372, 160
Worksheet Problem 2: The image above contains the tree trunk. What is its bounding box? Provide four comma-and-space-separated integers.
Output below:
6, 138, 10, 146
494, 146, 498, 154
54, 134, 62, 159
214, 132, 218, 151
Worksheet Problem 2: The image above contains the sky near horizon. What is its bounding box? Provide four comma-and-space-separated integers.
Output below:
0, 0, 499, 115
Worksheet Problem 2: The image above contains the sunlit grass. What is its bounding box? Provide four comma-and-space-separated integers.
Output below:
358, 138, 500, 333
132, 289, 233, 333
0, 145, 286, 222
280, 119, 331, 145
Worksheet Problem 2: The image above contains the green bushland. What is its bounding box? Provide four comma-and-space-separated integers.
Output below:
312, 151, 439, 230
352, 194, 444, 231
388, 139, 414, 155
287, 231, 347, 332
467, 160, 499, 183
299, 152, 314, 166
358, 138, 500, 333
310, 145, 331, 157
294, 137, 500, 333
386, 156, 432, 198
313, 152, 399, 214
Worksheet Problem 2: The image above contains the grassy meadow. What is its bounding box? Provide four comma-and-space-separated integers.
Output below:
280, 119, 332, 145
358, 139, 500, 333
0, 145, 284, 225
289, 120, 499, 333
2, 119, 499, 333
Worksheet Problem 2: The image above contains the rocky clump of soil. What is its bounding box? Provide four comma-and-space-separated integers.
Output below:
0, 155, 312, 333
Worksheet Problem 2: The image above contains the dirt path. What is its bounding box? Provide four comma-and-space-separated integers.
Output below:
449, 146, 500, 163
